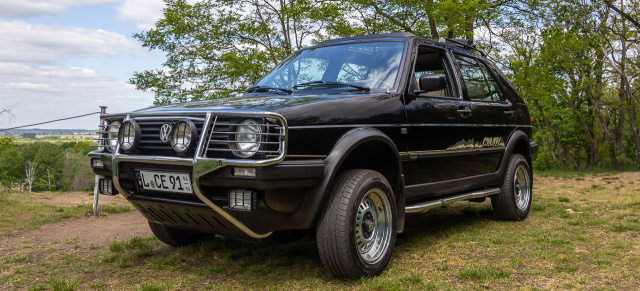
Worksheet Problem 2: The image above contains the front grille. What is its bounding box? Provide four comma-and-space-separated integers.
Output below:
204, 116, 285, 159
136, 118, 205, 157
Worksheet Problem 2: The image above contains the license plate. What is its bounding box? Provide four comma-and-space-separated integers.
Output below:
135, 170, 193, 194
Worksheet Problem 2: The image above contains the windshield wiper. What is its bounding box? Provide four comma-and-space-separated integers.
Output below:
246, 85, 293, 95
293, 81, 370, 92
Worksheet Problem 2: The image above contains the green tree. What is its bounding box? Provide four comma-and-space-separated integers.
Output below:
131, 0, 343, 105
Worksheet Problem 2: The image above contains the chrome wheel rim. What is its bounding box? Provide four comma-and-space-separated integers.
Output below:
355, 188, 392, 264
514, 165, 531, 211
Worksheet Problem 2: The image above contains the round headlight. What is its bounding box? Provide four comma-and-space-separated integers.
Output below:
171, 119, 198, 154
232, 119, 262, 158
107, 121, 121, 152
118, 120, 141, 153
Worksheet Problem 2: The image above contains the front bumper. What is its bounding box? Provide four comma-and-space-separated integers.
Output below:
91, 151, 324, 239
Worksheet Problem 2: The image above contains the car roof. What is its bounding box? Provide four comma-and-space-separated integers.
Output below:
315, 33, 485, 56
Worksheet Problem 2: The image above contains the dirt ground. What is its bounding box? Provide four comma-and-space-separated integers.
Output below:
0, 192, 151, 255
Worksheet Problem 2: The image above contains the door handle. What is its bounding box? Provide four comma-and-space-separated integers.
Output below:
504, 110, 516, 115
457, 107, 472, 118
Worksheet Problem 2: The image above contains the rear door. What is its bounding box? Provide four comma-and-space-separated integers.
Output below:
452, 53, 515, 174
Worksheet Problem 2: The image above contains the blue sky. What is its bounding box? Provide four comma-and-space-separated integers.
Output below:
0, 0, 169, 129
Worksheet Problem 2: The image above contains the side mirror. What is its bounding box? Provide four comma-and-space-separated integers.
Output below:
418, 74, 447, 92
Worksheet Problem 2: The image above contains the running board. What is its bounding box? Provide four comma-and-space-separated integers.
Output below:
405, 188, 501, 214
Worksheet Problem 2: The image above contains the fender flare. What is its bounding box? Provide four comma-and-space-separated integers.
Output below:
292, 127, 405, 231
498, 129, 532, 178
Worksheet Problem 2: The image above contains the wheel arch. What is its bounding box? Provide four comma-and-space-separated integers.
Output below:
499, 129, 533, 177
293, 127, 405, 232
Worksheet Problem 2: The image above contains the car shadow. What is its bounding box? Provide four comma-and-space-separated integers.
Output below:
155, 201, 496, 283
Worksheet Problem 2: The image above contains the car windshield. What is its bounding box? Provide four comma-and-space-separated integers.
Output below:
255, 41, 405, 92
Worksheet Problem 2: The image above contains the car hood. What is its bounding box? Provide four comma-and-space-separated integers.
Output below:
133, 93, 381, 114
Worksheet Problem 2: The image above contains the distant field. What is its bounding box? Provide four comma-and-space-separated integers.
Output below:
1, 172, 640, 290
35, 134, 96, 140
9, 134, 97, 143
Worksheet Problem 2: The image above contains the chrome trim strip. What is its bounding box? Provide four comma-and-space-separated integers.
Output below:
405, 188, 501, 213
132, 116, 206, 121
195, 113, 213, 159
399, 147, 505, 160
288, 123, 532, 129
113, 155, 194, 166
203, 115, 217, 155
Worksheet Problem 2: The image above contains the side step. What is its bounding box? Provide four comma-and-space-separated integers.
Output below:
405, 188, 501, 214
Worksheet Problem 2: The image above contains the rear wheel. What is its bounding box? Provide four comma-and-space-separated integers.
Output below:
492, 154, 532, 221
317, 169, 397, 278
148, 222, 206, 247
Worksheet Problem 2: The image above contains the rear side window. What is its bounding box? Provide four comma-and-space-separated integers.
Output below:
454, 54, 506, 102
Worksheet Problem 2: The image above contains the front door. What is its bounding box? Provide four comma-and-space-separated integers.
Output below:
402, 44, 477, 200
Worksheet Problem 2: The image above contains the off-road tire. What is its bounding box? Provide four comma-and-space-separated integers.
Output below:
316, 169, 397, 278
492, 154, 532, 221
148, 222, 206, 247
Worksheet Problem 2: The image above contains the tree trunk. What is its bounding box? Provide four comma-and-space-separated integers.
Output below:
428, 13, 439, 39
533, 99, 569, 167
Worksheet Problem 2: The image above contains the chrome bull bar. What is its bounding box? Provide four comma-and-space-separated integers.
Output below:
90, 111, 288, 239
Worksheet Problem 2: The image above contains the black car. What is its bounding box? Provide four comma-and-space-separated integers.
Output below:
90, 33, 537, 278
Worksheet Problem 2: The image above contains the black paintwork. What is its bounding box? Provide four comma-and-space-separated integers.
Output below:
93, 33, 536, 236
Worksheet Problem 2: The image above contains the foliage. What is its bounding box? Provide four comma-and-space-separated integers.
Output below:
131, 0, 640, 170
131, 0, 343, 104
0, 140, 95, 192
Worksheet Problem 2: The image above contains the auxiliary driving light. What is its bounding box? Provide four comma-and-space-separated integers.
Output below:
171, 119, 198, 154
107, 121, 121, 152
92, 159, 104, 168
98, 178, 118, 196
234, 167, 256, 177
229, 189, 256, 211
118, 120, 141, 153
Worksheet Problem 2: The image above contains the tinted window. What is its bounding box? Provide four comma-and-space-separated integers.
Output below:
454, 54, 505, 102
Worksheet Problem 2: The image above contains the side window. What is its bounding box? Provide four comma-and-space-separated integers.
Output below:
454, 54, 506, 102
412, 46, 453, 97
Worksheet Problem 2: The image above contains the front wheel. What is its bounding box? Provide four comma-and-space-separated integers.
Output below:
316, 169, 397, 278
492, 154, 532, 221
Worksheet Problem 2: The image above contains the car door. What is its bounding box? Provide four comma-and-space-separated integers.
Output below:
402, 44, 477, 200
452, 53, 515, 175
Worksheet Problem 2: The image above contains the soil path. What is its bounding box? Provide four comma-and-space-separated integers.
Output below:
0, 192, 151, 255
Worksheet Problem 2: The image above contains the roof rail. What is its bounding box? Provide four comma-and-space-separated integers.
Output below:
317, 32, 418, 45
436, 38, 487, 57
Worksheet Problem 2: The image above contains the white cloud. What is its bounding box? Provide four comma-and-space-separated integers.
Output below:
0, 20, 147, 64
0, 63, 153, 129
115, 0, 166, 30
0, 0, 117, 18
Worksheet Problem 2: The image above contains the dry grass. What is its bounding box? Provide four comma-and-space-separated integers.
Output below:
2, 172, 640, 290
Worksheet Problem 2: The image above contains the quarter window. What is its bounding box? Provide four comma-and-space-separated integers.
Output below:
454, 54, 505, 102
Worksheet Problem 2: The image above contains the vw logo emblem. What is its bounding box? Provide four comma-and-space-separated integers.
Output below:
159, 124, 172, 143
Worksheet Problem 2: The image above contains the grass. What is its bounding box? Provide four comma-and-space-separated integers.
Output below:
2, 172, 640, 289
0, 191, 132, 234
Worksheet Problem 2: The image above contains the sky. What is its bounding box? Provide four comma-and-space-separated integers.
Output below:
0, 0, 170, 130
